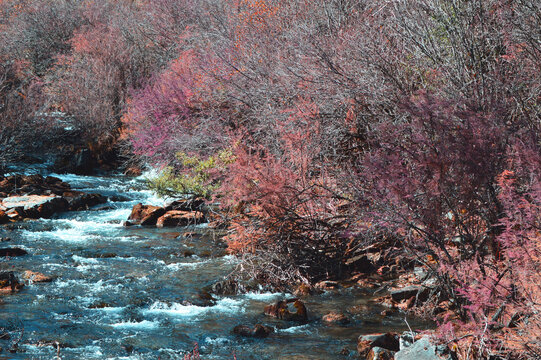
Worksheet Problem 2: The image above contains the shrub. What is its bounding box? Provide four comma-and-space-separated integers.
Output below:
149, 149, 235, 199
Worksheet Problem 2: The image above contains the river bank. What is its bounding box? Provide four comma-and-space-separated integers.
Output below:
0, 170, 437, 359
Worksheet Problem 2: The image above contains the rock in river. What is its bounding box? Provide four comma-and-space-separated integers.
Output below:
368, 346, 395, 360
395, 336, 455, 360
128, 203, 166, 226
0, 210, 8, 224
0, 195, 68, 219
210, 279, 246, 295
358, 333, 400, 357
62, 191, 107, 211
264, 299, 308, 322
22, 271, 53, 283
156, 210, 205, 227
233, 324, 274, 338
0, 248, 28, 257
0, 272, 23, 294
322, 312, 350, 325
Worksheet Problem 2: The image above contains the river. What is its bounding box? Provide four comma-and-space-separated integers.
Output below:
0, 171, 429, 359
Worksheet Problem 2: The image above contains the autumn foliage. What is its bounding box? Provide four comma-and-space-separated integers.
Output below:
1, 0, 541, 357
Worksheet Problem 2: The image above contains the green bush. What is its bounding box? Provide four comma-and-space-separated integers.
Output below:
148, 149, 235, 198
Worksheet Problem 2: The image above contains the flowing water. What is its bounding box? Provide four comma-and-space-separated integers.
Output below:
0, 172, 430, 359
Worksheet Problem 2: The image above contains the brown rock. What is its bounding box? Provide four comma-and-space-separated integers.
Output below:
368, 347, 395, 360
18, 184, 41, 195
0, 175, 70, 198
156, 210, 205, 227
20, 174, 44, 186
264, 299, 308, 322
233, 324, 253, 337
322, 311, 350, 325
128, 203, 166, 226
397, 296, 416, 310
0, 195, 68, 219
197, 290, 216, 305
89, 302, 112, 309
44, 176, 63, 185
22, 271, 53, 283
5, 207, 24, 220
370, 295, 397, 309
233, 324, 274, 338
0, 210, 8, 224
63, 191, 107, 211
128, 203, 146, 222
0, 248, 28, 257
356, 278, 377, 288
140, 207, 165, 226
357, 333, 400, 356
358, 339, 373, 358
0, 272, 23, 294
0, 179, 9, 192
293, 283, 316, 296
33, 197, 69, 218
314, 280, 340, 291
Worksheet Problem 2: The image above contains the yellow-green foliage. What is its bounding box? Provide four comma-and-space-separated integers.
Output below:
148, 149, 235, 198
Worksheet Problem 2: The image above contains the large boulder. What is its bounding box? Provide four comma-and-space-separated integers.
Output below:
28, 197, 69, 218
0, 248, 28, 257
156, 210, 205, 227
0, 195, 68, 219
358, 333, 400, 357
0, 175, 71, 197
395, 336, 455, 360
62, 191, 107, 211
368, 347, 395, 360
128, 203, 166, 226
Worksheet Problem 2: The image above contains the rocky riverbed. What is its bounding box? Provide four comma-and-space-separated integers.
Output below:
0, 170, 443, 359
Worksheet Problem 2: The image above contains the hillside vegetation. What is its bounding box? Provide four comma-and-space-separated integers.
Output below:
1, 0, 540, 357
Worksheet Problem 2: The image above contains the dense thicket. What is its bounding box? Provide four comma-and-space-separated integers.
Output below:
1, 0, 540, 357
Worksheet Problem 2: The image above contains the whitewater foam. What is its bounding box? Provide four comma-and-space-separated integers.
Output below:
111, 320, 160, 330
143, 298, 245, 319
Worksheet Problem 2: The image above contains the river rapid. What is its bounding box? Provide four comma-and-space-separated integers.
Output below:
0, 171, 429, 359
